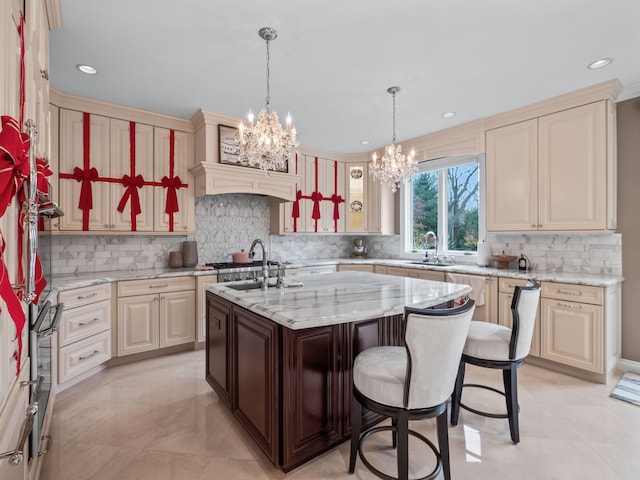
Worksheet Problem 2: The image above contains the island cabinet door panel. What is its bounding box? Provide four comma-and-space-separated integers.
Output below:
232, 307, 280, 465
206, 292, 231, 406
281, 325, 343, 472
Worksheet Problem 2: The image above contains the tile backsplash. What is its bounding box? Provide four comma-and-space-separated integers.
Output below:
42, 194, 622, 276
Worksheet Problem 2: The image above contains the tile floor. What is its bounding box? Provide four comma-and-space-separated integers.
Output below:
40, 350, 640, 480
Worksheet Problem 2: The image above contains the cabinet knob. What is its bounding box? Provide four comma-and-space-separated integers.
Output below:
40, 69, 49, 80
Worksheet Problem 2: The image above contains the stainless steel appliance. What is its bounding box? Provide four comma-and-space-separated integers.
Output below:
29, 301, 63, 459
206, 261, 279, 283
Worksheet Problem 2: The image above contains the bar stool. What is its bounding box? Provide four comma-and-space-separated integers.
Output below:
450, 280, 540, 443
349, 301, 475, 480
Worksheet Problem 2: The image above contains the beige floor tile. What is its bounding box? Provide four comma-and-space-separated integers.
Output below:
40, 350, 640, 480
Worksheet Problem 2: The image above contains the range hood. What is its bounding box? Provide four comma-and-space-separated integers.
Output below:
191, 162, 300, 201
190, 109, 300, 201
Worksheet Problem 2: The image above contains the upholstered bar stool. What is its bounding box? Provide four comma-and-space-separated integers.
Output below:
349, 301, 475, 480
450, 281, 540, 444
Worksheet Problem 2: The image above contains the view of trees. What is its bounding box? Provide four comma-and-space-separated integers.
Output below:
412, 163, 479, 252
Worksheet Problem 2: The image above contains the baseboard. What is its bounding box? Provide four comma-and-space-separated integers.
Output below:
617, 358, 640, 374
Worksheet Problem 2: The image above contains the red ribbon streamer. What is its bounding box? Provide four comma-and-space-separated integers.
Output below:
310, 191, 323, 221
292, 190, 302, 219
115, 122, 145, 231
162, 130, 181, 231
18, 14, 25, 129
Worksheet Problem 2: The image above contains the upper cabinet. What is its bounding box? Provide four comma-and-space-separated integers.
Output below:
345, 162, 396, 235
486, 99, 617, 232
51, 96, 195, 234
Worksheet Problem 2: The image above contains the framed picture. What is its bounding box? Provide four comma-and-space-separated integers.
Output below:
217, 124, 288, 173
218, 124, 242, 165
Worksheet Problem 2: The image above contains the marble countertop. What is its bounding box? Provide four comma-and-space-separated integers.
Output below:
45, 257, 622, 295
206, 270, 472, 330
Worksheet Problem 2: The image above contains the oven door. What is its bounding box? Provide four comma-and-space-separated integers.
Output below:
29, 301, 63, 459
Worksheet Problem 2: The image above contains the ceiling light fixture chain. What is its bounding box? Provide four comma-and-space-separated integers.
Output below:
238, 27, 299, 173
369, 86, 417, 193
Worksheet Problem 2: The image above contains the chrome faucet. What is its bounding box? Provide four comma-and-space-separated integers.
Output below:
249, 238, 269, 290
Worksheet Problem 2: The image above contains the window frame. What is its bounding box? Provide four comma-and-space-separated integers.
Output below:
400, 154, 485, 264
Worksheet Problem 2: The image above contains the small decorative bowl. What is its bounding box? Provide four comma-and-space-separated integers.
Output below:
491, 254, 517, 270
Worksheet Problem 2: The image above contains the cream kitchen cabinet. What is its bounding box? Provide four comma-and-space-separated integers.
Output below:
445, 273, 497, 324
153, 127, 195, 233
285, 265, 337, 277
196, 274, 218, 344
345, 163, 396, 235
0, 360, 30, 480
299, 155, 345, 233
486, 101, 616, 232
384, 266, 445, 282
540, 281, 620, 376
498, 277, 540, 357
57, 283, 112, 384
117, 277, 195, 356
337, 264, 374, 273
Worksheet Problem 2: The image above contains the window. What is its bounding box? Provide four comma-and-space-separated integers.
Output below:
401, 154, 484, 260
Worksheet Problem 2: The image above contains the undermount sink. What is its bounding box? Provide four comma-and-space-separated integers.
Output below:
225, 282, 264, 291
408, 261, 455, 267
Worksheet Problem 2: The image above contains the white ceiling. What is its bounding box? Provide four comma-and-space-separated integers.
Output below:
50, 0, 640, 155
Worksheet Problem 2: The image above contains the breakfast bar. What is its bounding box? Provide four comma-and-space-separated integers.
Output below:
205, 271, 471, 471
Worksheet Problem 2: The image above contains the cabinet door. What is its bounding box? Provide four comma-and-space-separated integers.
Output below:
197, 275, 218, 344
233, 307, 279, 465
153, 128, 194, 233
337, 264, 374, 273
117, 294, 159, 356
110, 119, 154, 231
159, 290, 195, 347
281, 325, 342, 471
540, 298, 603, 372
0, 365, 29, 480
538, 102, 607, 230
59, 110, 111, 231
486, 119, 538, 231
206, 293, 231, 406
345, 164, 367, 233
279, 154, 305, 233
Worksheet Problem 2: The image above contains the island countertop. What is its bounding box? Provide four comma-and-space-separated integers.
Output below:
206, 270, 472, 330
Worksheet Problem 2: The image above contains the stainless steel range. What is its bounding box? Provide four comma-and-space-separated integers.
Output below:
206, 261, 279, 283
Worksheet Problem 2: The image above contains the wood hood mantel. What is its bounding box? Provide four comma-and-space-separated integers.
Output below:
191, 162, 300, 201
191, 109, 300, 201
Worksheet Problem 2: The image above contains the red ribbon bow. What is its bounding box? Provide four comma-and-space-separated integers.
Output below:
72, 166, 99, 210
310, 191, 323, 220
36, 157, 53, 197
330, 193, 345, 220
161, 175, 183, 214
117, 174, 144, 215
292, 190, 303, 219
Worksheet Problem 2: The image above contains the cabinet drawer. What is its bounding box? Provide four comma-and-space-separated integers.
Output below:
499, 277, 531, 294
59, 330, 111, 383
59, 299, 111, 347
385, 266, 445, 282
117, 276, 195, 297
58, 283, 112, 309
542, 282, 603, 305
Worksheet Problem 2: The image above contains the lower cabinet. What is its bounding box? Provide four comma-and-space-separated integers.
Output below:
206, 292, 402, 472
117, 277, 195, 356
384, 265, 445, 282
57, 283, 113, 384
196, 274, 217, 344
0, 361, 30, 480
337, 264, 374, 273
540, 281, 619, 375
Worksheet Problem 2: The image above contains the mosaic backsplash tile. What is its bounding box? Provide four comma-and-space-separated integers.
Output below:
42, 194, 622, 276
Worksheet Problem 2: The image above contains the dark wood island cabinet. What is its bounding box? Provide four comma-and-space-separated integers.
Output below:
204, 271, 470, 472
206, 291, 402, 471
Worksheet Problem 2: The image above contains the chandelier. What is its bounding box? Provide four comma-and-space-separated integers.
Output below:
370, 86, 417, 192
238, 27, 299, 172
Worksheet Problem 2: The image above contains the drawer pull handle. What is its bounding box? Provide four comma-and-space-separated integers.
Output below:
79, 350, 101, 361
149, 284, 169, 289
0, 403, 37, 465
77, 292, 98, 299
557, 302, 582, 310
78, 318, 100, 326
556, 289, 582, 296
37, 435, 53, 456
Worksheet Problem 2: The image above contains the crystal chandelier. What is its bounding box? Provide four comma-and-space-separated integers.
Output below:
370, 86, 417, 192
238, 27, 299, 172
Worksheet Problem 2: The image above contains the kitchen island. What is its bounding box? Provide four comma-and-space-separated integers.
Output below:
205, 271, 471, 471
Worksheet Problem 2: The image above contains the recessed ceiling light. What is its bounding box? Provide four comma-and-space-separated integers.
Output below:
442, 112, 456, 118
76, 64, 98, 75
360, 140, 370, 145
587, 58, 613, 70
